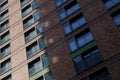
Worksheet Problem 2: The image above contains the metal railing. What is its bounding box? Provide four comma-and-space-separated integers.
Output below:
25, 31, 37, 42
0, 63, 11, 74
0, 48, 10, 59
27, 45, 40, 58
29, 61, 43, 76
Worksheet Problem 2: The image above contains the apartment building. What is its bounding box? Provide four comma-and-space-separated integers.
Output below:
0, 0, 120, 80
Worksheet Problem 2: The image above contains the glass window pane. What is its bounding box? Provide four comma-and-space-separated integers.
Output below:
36, 24, 43, 34
73, 56, 86, 73
78, 17, 86, 26
84, 32, 94, 43
32, 0, 38, 9
62, 22, 71, 34
45, 72, 53, 80
55, 0, 62, 6
72, 4, 80, 12
71, 20, 79, 30
77, 36, 86, 47
113, 14, 120, 26
67, 38, 77, 52
39, 38, 46, 50
83, 49, 103, 68
42, 53, 50, 68
58, 9, 66, 20
34, 12, 40, 21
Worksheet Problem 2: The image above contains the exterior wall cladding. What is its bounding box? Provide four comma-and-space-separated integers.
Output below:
0, 0, 120, 80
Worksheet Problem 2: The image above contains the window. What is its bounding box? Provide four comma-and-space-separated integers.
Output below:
73, 46, 103, 73
28, 53, 50, 76
67, 29, 94, 52
25, 28, 36, 42
1, 74, 11, 80
22, 0, 38, 17
24, 24, 43, 42
58, 0, 80, 20
62, 13, 86, 35
111, 9, 120, 29
0, 44, 10, 59
0, 1, 8, 11
26, 38, 46, 58
0, 20, 9, 32
35, 72, 53, 80
0, 58, 11, 74
102, 0, 120, 9
0, 0, 3, 2
54, 0, 67, 7
20, 0, 29, 6
0, 31, 10, 45
44, 72, 54, 80
80, 68, 112, 80
0, 10, 9, 21
23, 11, 40, 29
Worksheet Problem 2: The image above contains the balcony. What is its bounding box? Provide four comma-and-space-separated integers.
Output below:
29, 61, 43, 76
0, 47, 10, 59
22, 7, 32, 17
0, 34, 10, 45
27, 44, 40, 58
0, 1, 8, 11
23, 18, 34, 29
0, 63, 11, 74
25, 31, 37, 42
0, 21, 9, 32
21, 0, 29, 6
83, 49, 103, 68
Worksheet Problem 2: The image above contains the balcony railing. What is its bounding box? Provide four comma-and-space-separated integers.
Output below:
83, 49, 103, 68
25, 31, 37, 42
0, 23, 9, 32
0, 13, 9, 21
0, 48, 10, 59
21, 0, 29, 6
0, 3, 8, 11
29, 61, 43, 76
0, 63, 11, 74
23, 18, 34, 29
66, 4, 80, 16
27, 45, 40, 58
0, 35, 10, 45
22, 7, 32, 17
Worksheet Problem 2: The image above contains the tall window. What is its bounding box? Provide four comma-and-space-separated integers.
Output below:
73, 46, 103, 73
26, 38, 46, 58
22, 0, 38, 17
0, 10, 9, 21
0, 20, 9, 32
0, 58, 11, 74
62, 13, 86, 35
58, 0, 80, 20
0, 31, 10, 45
102, 0, 120, 9
28, 53, 50, 76
0, 1, 8, 11
67, 29, 94, 52
23, 11, 40, 29
0, 44, 10, 59
24, 24, 43, 42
